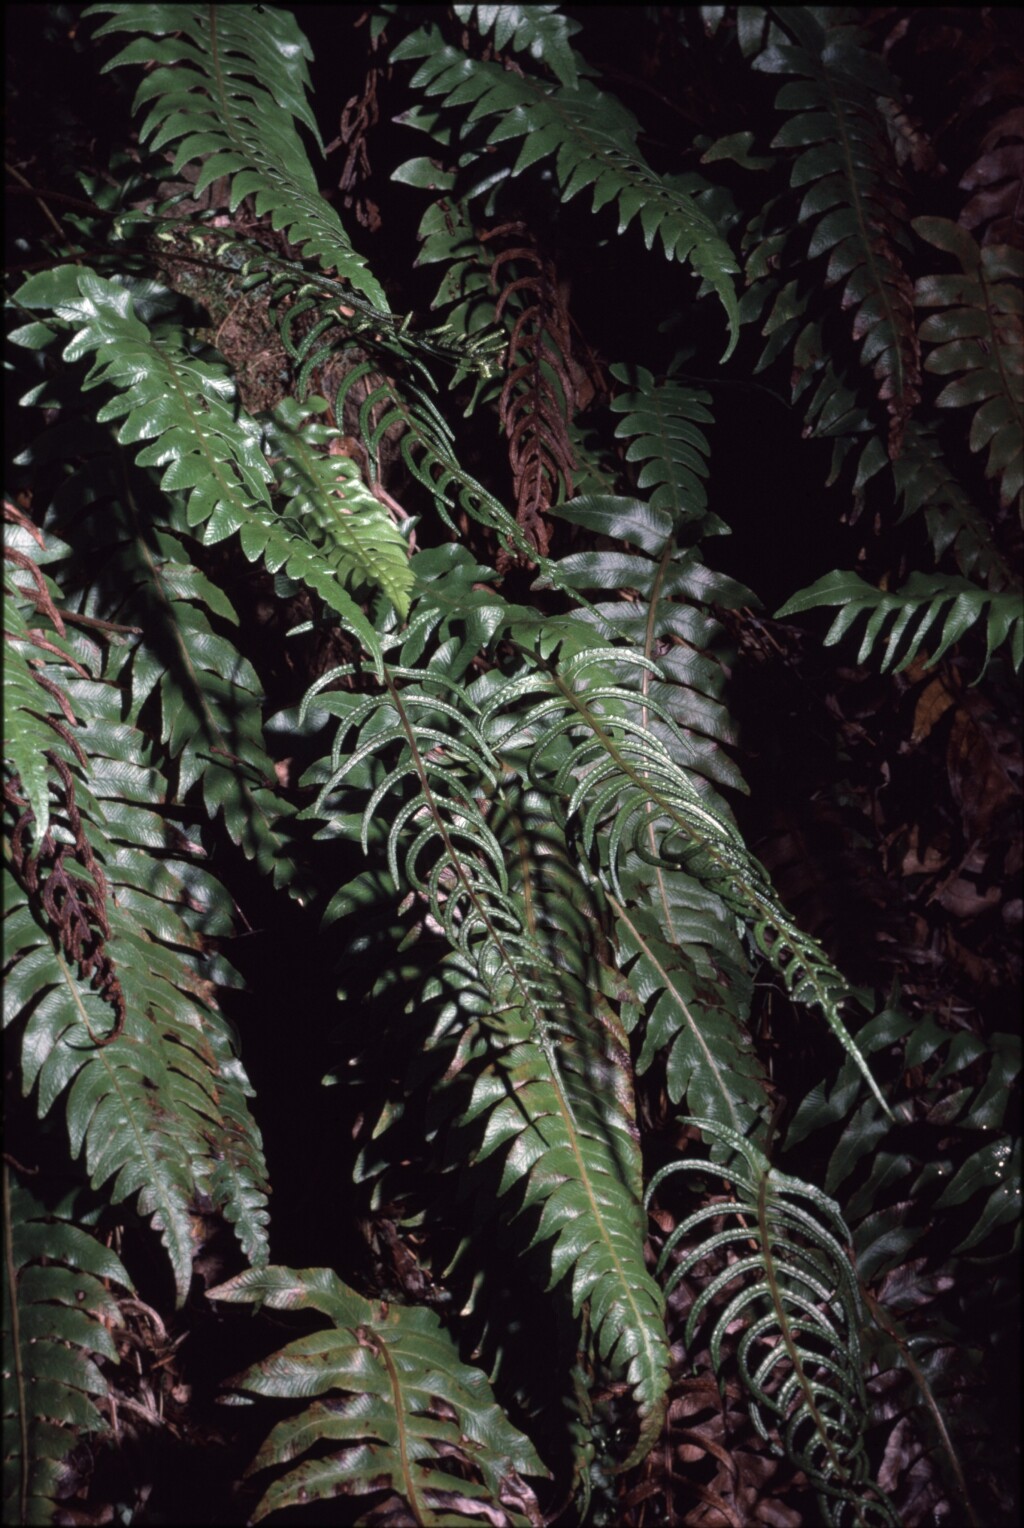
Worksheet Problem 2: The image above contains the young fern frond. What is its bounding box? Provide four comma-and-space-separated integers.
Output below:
207, 1265, 548, 1526
84, 1, 389, 310
647, 1121, 900, 1528
2, 1171, 132, 1527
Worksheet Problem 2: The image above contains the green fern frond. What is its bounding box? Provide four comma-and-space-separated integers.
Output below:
485, 637, 890, 1118
208, 1265, 548, 1526
3, 559, 81, 848
606, 364, 719, 535
777, 569, 1023, 677
914, 217, 1023, 515
3, 529, 269, 1300
453, 3, 581, 90
263, 395, 413, 617
539, 493, 750, 792
12, 265, 384, 670
391, 27, 740, 358
751, 9, 921, 455
2, 1170, 132, 1527
84, 2, 389, 310
300, 660, 672, 1465
890, 421, 1018, 590
648, 1122, 899, 1528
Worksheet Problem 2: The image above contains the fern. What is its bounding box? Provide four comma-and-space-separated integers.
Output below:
2, 1171, 132, 1526
84, 1, 390, 310
913, 216, 1023, 516
4, 507, 269, 1302
208, 1265, 547, 1526
648, 1122, 899, 1527
777, 568, 1024, 678
453, 3, 582, 90
4, 6, 1017, 1523
749, 8, 921, 457
390, 23, 741, 358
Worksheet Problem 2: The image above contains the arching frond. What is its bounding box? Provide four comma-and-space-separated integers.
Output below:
648, 1121, 899, 1528
391, 26, 740, 358
777, 569, 1023, 678
85, 1, 389, 309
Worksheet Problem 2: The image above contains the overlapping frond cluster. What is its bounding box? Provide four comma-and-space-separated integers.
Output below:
12, 265, 402, 665
84, 0, 389, 309
3, 514, 270, 1301
299, 630, 672, 1468
7, 4, 991, 1522
390, 19, 741, 358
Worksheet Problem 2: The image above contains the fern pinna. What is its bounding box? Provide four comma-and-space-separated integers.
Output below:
3, 4, 1018, 1526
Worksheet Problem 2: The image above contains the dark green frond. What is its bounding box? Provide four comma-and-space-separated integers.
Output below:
85, 2, 389, 309
751, 9, 921, 455
2, 1171, 131, 1526
914, 217, 1023, 515
209, 1265, 548, 1526
391, 27, 740, 358
777, 569, 1023, 678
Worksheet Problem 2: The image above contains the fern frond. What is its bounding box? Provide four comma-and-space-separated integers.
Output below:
13, 265, 384, 671
486, 635, 889, 1118
453, 3, 581, 90
538, 494, 749, 793
914, 217, 1023, 514
2, 1170, 132, 1527
648, 1122, 899, 1528
3, 527, 269, 1300
208, 1265, 548, 1526
391, 27, 740, 358
84, 2, 389, 310
263, 395, 413, 617
777, 569, 1023, 678
606, 364, 718, 536
300, 661, 672, 1466
752, 9, 921, 455
891, 421, 1018, 590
